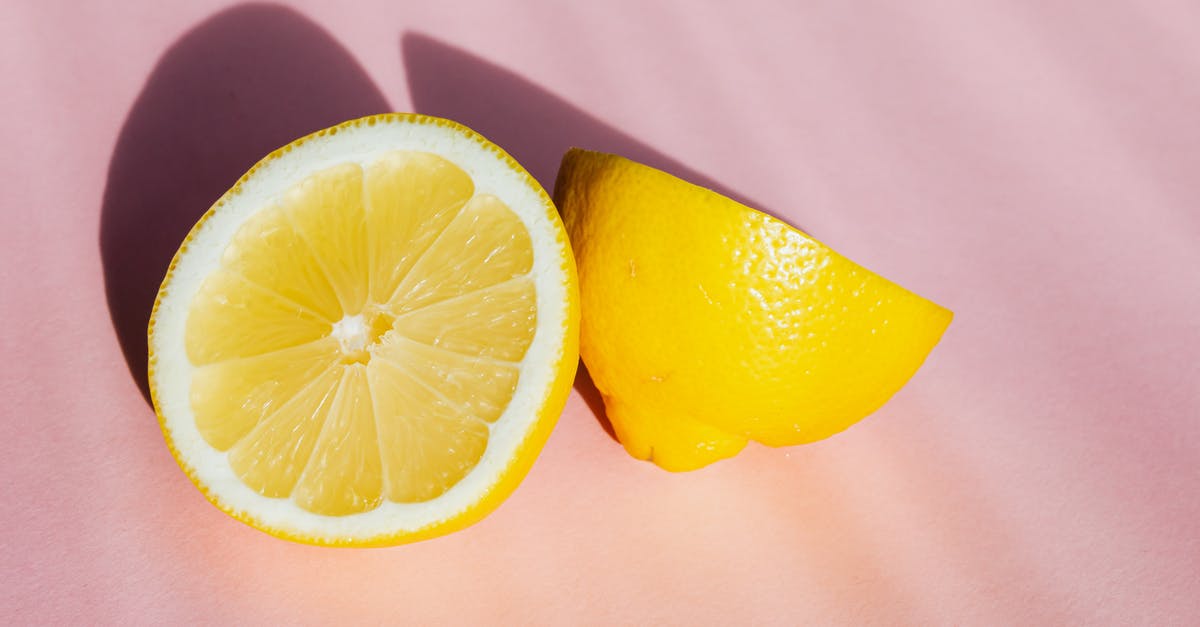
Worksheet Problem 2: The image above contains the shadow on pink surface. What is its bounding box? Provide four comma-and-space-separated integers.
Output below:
99, 3, 389, 402
571, 362, 617, 442
401, 32, 771, 213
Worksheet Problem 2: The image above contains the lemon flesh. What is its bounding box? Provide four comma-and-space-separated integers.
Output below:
150, 114, 579, 546
555, 149, 952, 471
186, 152, 536, 515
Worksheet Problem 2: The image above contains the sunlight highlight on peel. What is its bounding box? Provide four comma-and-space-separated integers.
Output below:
149, 114, 578, 546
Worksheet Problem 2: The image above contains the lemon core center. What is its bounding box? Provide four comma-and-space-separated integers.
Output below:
332, 310, 393, 364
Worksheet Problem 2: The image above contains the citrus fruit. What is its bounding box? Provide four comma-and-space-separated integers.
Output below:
555, 148, 951, 472
148, 114, 579, 546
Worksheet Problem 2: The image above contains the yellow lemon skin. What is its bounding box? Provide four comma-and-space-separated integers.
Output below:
554, 149, 952, 471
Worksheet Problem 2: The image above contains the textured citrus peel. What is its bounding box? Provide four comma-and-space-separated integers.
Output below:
555, 148, 951, 471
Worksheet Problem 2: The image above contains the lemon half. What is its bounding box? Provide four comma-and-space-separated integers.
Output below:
149, 114, 579, 546
556, 148, 951, 471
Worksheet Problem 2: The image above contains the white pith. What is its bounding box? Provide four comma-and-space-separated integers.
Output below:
150, 117, 569, 541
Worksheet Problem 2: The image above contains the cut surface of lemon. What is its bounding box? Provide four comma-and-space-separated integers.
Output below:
555, 149, 951, 472
149, 114, 578, 546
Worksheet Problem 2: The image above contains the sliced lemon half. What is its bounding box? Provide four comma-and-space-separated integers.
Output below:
149, 114, 579, 546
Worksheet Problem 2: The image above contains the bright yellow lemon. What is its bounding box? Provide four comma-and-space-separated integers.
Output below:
149, 114, 578, 546
555, 149, 951, 471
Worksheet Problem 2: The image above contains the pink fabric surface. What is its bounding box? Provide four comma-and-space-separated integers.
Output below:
2, 1, 1198, 624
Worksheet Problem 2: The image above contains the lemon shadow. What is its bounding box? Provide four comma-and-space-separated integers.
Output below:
572, 360, 617, 442
99, 2, 389, 403
400, 32, 774, 209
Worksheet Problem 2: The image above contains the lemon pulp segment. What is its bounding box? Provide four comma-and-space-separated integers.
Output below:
184, 151, 537, 516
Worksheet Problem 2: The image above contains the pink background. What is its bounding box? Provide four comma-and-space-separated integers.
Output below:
3, 0, 1198, 624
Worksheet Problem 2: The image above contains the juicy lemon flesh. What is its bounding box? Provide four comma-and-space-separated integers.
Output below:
556, 149, 953, 472
185, 151, 537, 516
